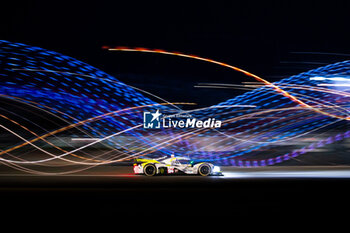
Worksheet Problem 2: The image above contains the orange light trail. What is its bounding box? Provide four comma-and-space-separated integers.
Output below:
0, 102, 195, 161
105, 46, 350, 121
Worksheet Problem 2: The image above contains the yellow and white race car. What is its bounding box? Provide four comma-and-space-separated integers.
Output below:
133, 155, 222, 176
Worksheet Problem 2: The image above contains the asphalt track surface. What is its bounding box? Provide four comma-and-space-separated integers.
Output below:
1, 166, 350, 225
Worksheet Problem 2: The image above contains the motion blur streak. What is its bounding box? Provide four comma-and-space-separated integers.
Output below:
0, 101, 195, 163
106, 46, 350, 121
0, 40, 350, 174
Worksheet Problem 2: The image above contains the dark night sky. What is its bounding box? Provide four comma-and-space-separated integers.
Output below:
2, 0, 350, 106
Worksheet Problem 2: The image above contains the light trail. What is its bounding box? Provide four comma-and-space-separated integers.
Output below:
0, 124, 142, 165
105, 46, 350, 121
12, 68, 186, 111
318, 84, 350, 87
1, 40, 350, 173
195, 83, 350, 116
0, 102, 195, 164
0, 86, 345, 168
0, 106, 308, 165
71, 138, 100, 141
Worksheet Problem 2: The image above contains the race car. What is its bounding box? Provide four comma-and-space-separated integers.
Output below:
133, 155, 222, 176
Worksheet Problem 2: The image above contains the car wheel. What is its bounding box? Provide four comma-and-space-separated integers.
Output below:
143, 163, 157, 176
198, 163, 211, 176
158, 167, 167, 175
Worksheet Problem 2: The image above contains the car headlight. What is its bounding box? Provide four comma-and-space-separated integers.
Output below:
213, 166, 221, 173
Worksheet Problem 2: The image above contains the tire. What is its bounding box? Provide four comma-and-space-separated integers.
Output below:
143, 163, 157, 176
158, 167, 167, 175
198, 163, 211, 176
